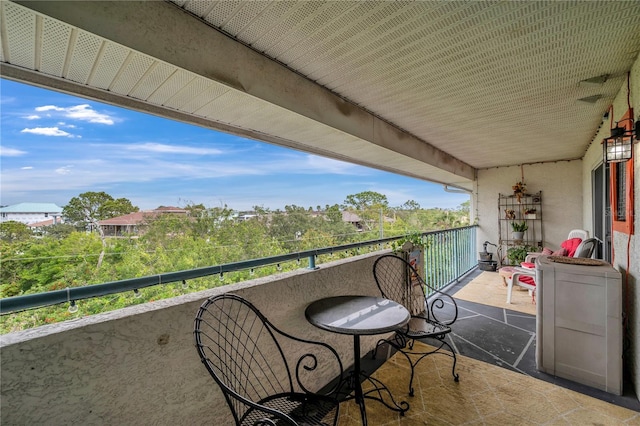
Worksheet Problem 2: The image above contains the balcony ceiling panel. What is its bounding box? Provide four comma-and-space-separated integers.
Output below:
3, 1, 640, 192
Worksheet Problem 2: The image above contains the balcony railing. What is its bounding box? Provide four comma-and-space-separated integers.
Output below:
1, 226, 477, 424
0, 226, 477, 316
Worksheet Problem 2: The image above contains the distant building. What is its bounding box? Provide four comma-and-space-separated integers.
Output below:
98, 207, 188, 237
342, 211, 364, 231
0, 203, 63, 225
236, 213, 257, 221
27, 218, 59, 228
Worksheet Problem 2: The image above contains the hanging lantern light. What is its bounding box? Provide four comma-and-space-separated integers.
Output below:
603, 119, 639, 163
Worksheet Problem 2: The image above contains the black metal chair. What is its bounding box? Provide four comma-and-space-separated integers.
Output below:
194, 293, 343, 426
372, 254, 459, 396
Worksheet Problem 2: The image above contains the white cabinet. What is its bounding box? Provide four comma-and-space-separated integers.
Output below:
535, 256, 622, 395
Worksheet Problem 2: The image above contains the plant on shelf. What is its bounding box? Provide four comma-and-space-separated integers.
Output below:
512, 181, 526, 202
507, 245, 536, 265
523, 207, 537, 219
511, 221, 528, 232
511, 221, 528, 241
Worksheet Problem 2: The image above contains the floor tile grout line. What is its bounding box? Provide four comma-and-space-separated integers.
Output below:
447, 332, 460, 356
456, 305, 535, 335
457, 298, 535, 319
450, 332, 529, 375
513, 333, 535, 370
507, 312, 535, 319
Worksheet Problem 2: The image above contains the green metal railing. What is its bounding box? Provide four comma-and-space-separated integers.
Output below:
424, 226, 477, 290
0, 226, 477, 314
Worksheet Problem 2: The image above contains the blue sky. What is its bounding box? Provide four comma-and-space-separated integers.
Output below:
1, 79, 469, 211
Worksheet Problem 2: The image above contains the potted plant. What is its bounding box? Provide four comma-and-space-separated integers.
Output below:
391, 232, 425, 253
511, 221, 528, 240
507, 244, 536, 265
512, 181, 526, 203
524, 208, 537, 219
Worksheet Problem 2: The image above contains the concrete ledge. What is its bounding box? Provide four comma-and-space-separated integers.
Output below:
1, 252, 389, 425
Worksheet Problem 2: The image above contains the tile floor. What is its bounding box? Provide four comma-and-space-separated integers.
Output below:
336, 269, 640, 425
338, 342, 640, 425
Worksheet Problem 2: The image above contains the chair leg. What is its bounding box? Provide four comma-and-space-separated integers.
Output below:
393, 338, 460, 396
441, 339, 460, 383
399, 349, 418, 397
372, 338, 386, 360
372, 336, 418, 396
420, 338, 459, 383
506, 280, 514, 304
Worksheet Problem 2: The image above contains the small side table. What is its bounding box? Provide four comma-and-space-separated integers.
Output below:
498, 266, 516, 287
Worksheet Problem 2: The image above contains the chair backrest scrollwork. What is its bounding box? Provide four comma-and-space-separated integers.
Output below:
194, 293, 343, 425
373, 254, 458, 326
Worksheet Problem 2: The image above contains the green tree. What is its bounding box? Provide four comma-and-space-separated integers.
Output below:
398, 200, 421, 210
0, 221, 32, 242
0, 238, 32, 297
324, 204, 343, 224
343, 191, 389, 211
342, 191, 389, 231
268, 205, 317, 251
41, 223, 76, 239
183, 203, 206, 218
6, 232, 103, 295
430, 208, 462, 229
63, 191, 138, 268
458, 200, 470, 215
63, 192, 138, 229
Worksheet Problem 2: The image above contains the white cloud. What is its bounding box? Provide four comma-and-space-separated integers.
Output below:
67, 104, 115, 124
35, 104, 114, 125
125, 142, 223, 155
0, 96, 18, 106
55, 166, 73, 175
21, 166, 33, 170
25, 114, 40, 120
0, 146, 27, 156
21, 126, 74, 137
35, 105, 63, 112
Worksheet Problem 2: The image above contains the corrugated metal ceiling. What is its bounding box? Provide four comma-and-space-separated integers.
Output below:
178, 0, 640, 165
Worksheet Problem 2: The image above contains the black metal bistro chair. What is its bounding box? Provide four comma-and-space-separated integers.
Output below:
372, 254, 459, 396
194, 293, 343, 426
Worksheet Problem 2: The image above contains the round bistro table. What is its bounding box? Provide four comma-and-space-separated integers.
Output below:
305, 295, 410, 425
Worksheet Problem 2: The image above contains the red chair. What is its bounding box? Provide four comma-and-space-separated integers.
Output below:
508, 235, 599, 304
506, 266, 537, 304
525, 229, 589, 263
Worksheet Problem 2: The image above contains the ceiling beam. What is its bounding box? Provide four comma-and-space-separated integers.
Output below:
13, 0, 475, 183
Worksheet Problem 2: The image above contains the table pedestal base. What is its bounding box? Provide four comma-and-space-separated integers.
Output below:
336, 335, 409, 425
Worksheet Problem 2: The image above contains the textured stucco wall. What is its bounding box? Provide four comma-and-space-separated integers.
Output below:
474, 161, 584, 264
0, 252, 388, 425
582, 56, 639, 401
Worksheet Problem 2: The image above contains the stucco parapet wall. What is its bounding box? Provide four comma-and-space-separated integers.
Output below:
2, 251, 385, 346
0, 252, 389, 425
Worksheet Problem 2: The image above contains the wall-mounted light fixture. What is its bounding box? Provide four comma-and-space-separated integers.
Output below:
603, 118, 639, 163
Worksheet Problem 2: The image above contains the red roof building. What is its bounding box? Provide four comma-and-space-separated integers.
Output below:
98, 208, 188, 237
